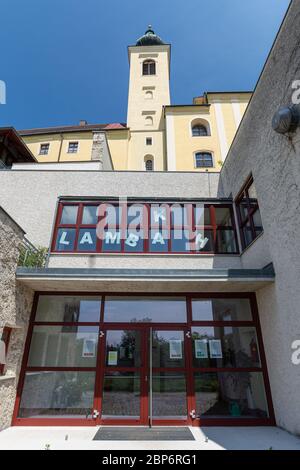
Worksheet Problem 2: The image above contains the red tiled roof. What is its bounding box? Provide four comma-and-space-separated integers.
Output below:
19, 123, 128, 136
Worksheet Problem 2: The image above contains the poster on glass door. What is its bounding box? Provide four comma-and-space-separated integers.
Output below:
169, 340, 183, 359
195, 339, 208, 359
209, 339, 223, 359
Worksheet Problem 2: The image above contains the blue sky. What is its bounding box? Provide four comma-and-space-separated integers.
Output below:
0, 0, 290, 129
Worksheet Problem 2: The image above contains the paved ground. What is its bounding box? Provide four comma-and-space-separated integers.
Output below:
0, 426, 299, 450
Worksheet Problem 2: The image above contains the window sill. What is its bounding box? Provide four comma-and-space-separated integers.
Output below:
50, 252, 240, 258
0, 373, 16, 383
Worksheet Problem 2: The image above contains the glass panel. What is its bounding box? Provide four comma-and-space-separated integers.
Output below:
215, 207, 233, 227
55, 228, 76, 251
192, 326, 261, 368
171, 229, 190, 252
216, 230, 237, 253
102, 229, 122, 252
124, 230, 144, 252
149, 229, 169, 252
105, 205, 122, 227
152, 373, 187, 419
35, 296, 101, 322
105, 330, 141, 367
77, 229, 97, 251
18, 371, 95, 418
127, 204, 145, 225
243, 224, 254, 245
82, 205, 98, 225
194, 372, 269, 419
193, 229, 213, 252
194, 206, 211, 226
152, 330, 185, 368
151, 205, 169, 228
101, 372, 140, 419
170, 205, 190, 227
252, 208, 262, 228
104, 297, 187, 323
192, 298, 252, 322
28, 326, 99, 367
239, 200, 249, 222
60, 205, 78, 224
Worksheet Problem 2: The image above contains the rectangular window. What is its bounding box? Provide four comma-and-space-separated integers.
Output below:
19, 371, 95, 419
146, 137, 152, 145
28, 325, 99, 367
52, 201, 239, 255
104, 296, 187, 323
194, 371, 269, 419
236, 176, 263, 249
0, 327, 12, 375
195, 152, 213, 168
67, 142, 79, 153
35, 296, 101, 322
191, 298, 252, 322
39, 143, 49, 155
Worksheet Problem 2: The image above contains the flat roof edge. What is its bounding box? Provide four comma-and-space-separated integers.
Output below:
16, 267, 275, 280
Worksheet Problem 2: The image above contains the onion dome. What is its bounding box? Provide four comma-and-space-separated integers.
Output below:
136, 26, 165, 46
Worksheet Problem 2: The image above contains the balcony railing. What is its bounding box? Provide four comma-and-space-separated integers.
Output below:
18, 237, 48, 268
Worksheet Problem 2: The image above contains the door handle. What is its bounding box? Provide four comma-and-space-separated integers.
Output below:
186, 331, 191, 338
92, 409, 100, 419
145, 375, 148, 382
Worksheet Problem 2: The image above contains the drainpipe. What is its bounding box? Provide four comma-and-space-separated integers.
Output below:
57, 133, 64, 162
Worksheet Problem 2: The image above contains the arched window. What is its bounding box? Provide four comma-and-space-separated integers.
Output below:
145, 116, 153, 126
192, 124, 208, 137
143, 60, 156, 75
195, 152, 213, 168
145, 90, 153, 99
145, 156, 154, 171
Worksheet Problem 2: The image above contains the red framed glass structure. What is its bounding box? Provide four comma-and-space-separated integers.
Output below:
51, 200, 239, 255
12, 293, 275, 427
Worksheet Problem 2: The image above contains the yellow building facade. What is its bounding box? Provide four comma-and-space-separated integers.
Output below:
20, 27, 251, 172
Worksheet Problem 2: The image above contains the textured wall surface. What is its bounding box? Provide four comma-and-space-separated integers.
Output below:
0, 170, 220, 249
0, 208, 34, 430
219, 0, 300, 435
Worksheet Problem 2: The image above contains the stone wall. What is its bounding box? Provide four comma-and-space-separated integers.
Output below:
219, 0, 300, 435
0, 207, 34, 430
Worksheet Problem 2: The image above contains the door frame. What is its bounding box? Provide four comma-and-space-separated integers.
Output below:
95, 324, 193, 426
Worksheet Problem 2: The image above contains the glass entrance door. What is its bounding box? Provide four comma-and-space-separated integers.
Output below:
149, 328, 190, 425
98, 327, 148, 424
97, 326, 191, 425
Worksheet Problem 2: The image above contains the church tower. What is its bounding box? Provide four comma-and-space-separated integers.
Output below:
127, 26, 171, 171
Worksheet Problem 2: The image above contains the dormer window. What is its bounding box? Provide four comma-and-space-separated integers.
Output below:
143, 60, 156, 76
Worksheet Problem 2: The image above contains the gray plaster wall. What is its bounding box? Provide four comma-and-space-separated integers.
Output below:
219, 0, 300, 435
0, 169, 220, 249
0, 208, 34, 430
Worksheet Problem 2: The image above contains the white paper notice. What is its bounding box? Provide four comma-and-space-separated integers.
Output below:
195, 339, 208, 359
82, 339, 96, 358
108, 351, 118, 365
169, 340, 183, 359
209, 339, 223, 359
